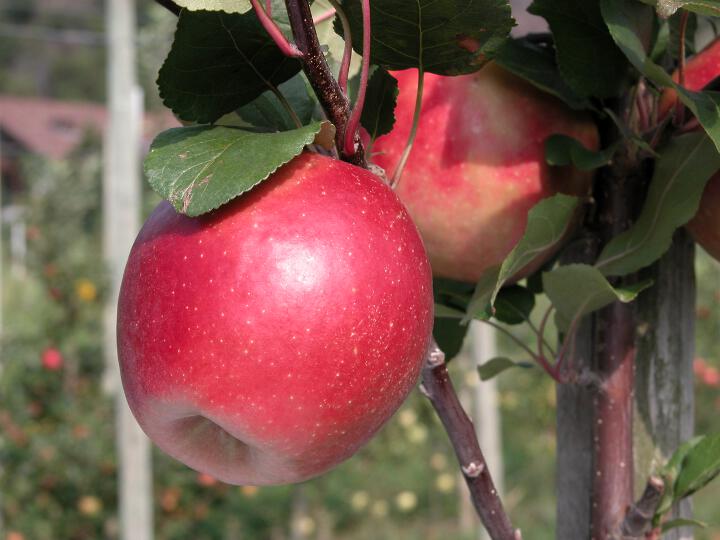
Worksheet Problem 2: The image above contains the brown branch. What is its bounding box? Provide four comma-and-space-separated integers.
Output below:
621, 476, 665, 538
592, 301, 636, 538
420, 339, 519, 540
154, 0, 181, 16
591, 149, 643, 539
284, 0, 366, 167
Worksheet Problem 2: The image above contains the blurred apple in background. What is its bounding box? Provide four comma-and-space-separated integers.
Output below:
41, 347, 63, 371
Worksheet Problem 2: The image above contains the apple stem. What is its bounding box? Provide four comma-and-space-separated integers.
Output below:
313, 6, 337, 26
343, 0, 371, 156
421, 338, 518, 540
620, 476, 665, 537
284, 0, 367, 166
329, 0, 353, 94
390, 68, 424, 189
250, 0, 304, 58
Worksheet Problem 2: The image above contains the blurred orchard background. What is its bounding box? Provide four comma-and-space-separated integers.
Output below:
0, 1, 718, 539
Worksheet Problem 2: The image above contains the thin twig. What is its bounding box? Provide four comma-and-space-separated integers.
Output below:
328, 0, 352, 93
284, 0, 366, 166
250, 0, 303, 57
420, 338, 519, 540
621, 476, 665, 537
343, 0, 370, 155
154, 0, 181, 15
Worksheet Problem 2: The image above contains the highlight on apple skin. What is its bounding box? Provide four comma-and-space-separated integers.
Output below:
117, 152, 434, 486
370, 63, 599, 283
658, 37, 720, 261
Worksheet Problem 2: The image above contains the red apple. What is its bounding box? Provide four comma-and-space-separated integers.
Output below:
41, 347, 63, 371
370, 63, 599, 282
657, 37, 720, 120
117, 152, 434, 485
657, 37, 720, 260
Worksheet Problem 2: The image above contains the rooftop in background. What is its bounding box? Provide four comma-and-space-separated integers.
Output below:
0, 95, 178, 160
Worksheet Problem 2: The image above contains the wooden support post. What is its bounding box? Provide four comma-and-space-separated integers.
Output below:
103, 0, 153, 538
471, 322, 504, 540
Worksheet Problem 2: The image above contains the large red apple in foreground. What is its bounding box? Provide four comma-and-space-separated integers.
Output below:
658, 37, 720, 261
118, 152, 433, 485
371, 63, 599, 282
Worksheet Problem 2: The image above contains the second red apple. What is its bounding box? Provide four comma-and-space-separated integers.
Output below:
371, 64, 599, 282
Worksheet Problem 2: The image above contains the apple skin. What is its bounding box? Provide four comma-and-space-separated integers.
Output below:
657, 37, 720, 120
117, 152, 434, 486
370, 63, 599, 282
657, 37, 720, 261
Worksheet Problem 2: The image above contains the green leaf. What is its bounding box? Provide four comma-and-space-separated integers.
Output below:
661, 518, 707, 533
656, 436, 705, 517
360, 68, 399, 141
493, 285, 536, 325
543, 264, 652, 330
595, 133, 720, 276
638, 0, 720, 18
528, 0, 629, 98
172, 0, 252, 13
236, 75, 316, 132
144, 122, 325, 216
601, 0, 720, 152
158, 9, 301, 124
545, 134, 617, 171
493, 38, 590, 110
464, 194, 579, 322
434, 318, 469, 361
478, 357, 533, 381
336, 0, 514, 75
674, 432, 720, 499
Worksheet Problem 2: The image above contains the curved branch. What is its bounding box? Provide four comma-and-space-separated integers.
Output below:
420, 338, 520, 540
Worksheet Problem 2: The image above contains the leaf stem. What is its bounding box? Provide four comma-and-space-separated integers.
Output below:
343, 0, 371, 155
313, 6, 336, 25
250, 0, 304, 58
154, 0, 180, 15
390, 68, 424, 188
420, 339, 520, 540
284, 0, 366, 166
675, 10, 690, 125
537, 305, 556, 359
269, 85, 304, 129
328, 0, 352, 93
